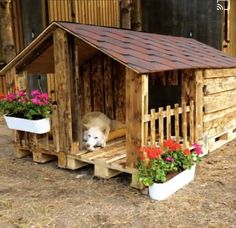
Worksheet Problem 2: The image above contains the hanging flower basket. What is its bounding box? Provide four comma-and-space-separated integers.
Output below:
4, 115, 50, 134
148, 164, 196, 201
0, 89, 52, 134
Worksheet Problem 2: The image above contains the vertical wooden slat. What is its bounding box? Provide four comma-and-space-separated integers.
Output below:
121, 0, 131, 29
174, 104, 179, 142
166, 105, 171, 139
150, 109, 156, 147
182, 102, 187, 148
103, 56, 114, 118
92, 56, 103, 112
190, 100, 195, 144
52, 104, 60, 152
82, 62, 92, 113
126, 70, 147, 168
74, 0, 79, 22
195, 70, 204, 141
53, 29, 73, 153
53, 0, 58, 21
142, 74, 149, 146
158, 107, 164, 146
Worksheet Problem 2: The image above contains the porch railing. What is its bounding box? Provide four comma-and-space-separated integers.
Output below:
143, 101, 195, 148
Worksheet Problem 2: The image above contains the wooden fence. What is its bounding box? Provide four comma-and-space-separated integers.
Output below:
48, 0, 121, 28
143, 101, 195, 148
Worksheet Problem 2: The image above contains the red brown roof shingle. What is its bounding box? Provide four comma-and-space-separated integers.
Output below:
57, 22, 236, 73
1, 22, 236, 75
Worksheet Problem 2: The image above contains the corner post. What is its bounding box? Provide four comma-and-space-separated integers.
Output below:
126, 68, 148, 168
194, 70, 204, 141
53, 28, 73, 155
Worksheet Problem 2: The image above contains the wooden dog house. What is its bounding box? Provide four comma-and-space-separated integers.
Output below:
1, 22, 236, 187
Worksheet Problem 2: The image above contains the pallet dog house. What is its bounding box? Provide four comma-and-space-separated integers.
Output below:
1, 22, 236, 187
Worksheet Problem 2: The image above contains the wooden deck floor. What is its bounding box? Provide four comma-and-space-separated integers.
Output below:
67, 137, 137, 178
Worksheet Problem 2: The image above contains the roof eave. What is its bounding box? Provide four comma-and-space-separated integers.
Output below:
0, 22, 58, 75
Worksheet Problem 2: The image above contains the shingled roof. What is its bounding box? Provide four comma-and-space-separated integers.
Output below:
1, 21, 236, 75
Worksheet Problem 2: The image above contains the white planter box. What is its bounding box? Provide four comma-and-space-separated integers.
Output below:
4, 115, 50, 134
149, 165, 196, 201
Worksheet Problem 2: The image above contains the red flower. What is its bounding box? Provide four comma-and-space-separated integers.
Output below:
169, 142, 181, 151
164, 139, 181, 152
0, 93, 4, 100
142, 146, 162, 160
184, 149, 191, 156
163, 139, 174, 148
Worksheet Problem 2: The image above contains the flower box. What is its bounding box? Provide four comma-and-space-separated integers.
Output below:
4, 115, 50, 134
148, 165, 196, 201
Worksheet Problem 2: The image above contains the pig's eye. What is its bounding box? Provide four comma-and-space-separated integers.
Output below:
88, 134, 91, 137
94, 136, 98, 139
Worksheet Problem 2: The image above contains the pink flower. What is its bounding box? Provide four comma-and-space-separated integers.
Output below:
193, 143, 203, 155
31, 98, 44, 105
31, 90, 41, 97
41, 93, 49, 100
6, 93, 16, 102
165, 156, 174, 162
17, 90, 26, 97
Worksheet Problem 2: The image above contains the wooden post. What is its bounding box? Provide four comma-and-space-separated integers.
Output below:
132, 0, 142, 31
174, 104, 180, 142
53, 28, 73, 154
150, 109, 156, 147
126, 69, 148, 168
166, 105, 171, 139
195, 70, 204, 141
190, 100, 195, 144
158, 107, 164, 146
182, 102, 187, 148
121, 0, 132, 29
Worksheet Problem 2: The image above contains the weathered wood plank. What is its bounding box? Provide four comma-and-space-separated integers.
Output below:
91, 54, 104, 112
204, 106, 236, 122
126, 70, 147, 168
182, 103, 187, 148
195, 70, 204, 141
204, 68, 236, 78
150, 109, 156, 147
82, 62, 92, 113
53, 29, 73, 153
166, 105, 171, 139
113, 62, 126, 122
203, 110, 236, 136
190, 100, 195, 143
204, 89, 236, 113
103, 56, 114, 118
203, 76, 236, 95
158, 107, 164, 146
174, 104, 179, 142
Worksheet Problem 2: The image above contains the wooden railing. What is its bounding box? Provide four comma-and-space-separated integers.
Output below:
143, 101, 195, 148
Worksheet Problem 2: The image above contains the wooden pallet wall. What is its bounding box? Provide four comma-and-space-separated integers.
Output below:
203, 68, 236, 138
80, 52, 126, 122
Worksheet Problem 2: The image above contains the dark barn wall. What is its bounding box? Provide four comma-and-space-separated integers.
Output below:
142, 0, 223, 50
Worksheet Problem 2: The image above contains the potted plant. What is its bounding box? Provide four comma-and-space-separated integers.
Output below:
137, 139, 202, 200
0, 89, 52, 134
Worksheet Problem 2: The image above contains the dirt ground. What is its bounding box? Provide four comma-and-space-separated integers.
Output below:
0, 122, 235, 228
